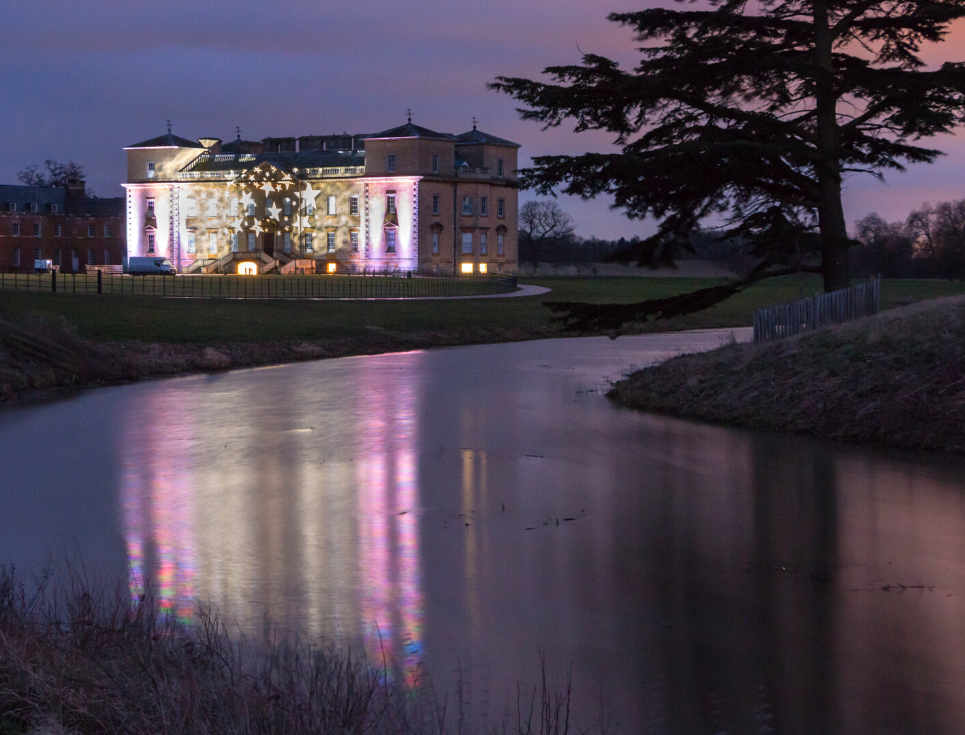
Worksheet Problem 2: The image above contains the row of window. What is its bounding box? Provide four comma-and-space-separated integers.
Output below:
10, 247, 113, 267
181, 194, 364, 218
388, 154, 507, 178
6, 202, 61, 213
455, 231, 505, 257
178, 230, 366, 256
8, 223, 113, 237
428, 194, 506, 218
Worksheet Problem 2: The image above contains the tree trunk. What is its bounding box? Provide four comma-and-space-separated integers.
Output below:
813, 0, 851, 291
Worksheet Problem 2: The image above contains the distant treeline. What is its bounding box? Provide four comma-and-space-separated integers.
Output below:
518, 232, 746, 266
853, 201, 965, 279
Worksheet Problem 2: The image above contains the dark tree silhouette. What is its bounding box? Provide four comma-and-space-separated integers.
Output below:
17, 160, 86, 190
493, 0, 965, 328
518, 200, 576, 272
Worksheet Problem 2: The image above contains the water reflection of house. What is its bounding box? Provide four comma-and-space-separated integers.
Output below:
120, 355, 425, 681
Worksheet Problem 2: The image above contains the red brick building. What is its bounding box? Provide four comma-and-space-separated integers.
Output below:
0, 182, 126, 272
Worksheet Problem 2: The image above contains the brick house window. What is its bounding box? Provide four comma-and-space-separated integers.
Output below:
385, 229, 397, 252
87, 225, 95, 237
55, 225, 62, 237
432, 194, 439, 215
247, 233, 255, 251
304, 233, 313, 252
480, 197, 488, 216
33, 224, 40, 237
350, 231, 359, 252
104, 225, 110, 237
327, 232, 336, 253
34, 248, 41, 261
51, 204, 59, 213
497, 198, 505, 217
104, 250, 111, 265
461, 232, 473, 254
147, 161, 156, 179
8, 203, 16, 212
231, 233, 239, 252
497, 233, 505, 256
387, 153, 396, 173
54, 249, 61, 266
11, 223, 19, 237
284, 198, 292, 216
497, 159, 504, 178
350, 195, 359, 216
432, 154, 439, 173
480, 232, 488, 255
462, 196, 473, 215
283, 232, 292, 253
208, 233, 217, 255
30, 203, 38, 213
187, 233, 197, 254
432, 231, 439, 254
12, 248, 20, 267
87, 249, 94, 265
147, 199, 155, 214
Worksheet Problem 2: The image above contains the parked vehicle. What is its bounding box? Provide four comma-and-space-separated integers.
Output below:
33, 259, 53, 273
124, 257, 176, 275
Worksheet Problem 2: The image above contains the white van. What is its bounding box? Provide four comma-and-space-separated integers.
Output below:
124, 257, 176, 275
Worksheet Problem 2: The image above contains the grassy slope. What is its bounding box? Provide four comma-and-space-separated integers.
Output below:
609, 295, 965, 453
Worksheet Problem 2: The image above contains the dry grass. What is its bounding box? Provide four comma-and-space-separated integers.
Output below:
0, 567, 582, 735
608, 295, 965, 453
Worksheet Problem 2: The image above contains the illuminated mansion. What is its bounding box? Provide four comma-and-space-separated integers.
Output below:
123, 121, 519, 274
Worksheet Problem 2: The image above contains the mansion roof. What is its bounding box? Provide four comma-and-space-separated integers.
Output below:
126, 133, 206, 150
184, 150, 365, 175
0, 184, 124, 217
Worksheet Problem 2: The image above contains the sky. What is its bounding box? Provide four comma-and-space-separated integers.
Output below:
2, 0, 965, 240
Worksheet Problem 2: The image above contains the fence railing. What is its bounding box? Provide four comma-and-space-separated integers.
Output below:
753, 276, 880, 342
0, 271, 518, 300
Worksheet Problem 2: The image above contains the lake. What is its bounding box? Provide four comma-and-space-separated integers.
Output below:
3, 328, 965, 734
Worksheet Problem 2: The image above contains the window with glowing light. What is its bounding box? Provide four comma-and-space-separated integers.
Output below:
479, 263, 488, 273
327, 262, 337, 273
460, 262, 474, 274
461, 232, 472, 254
238, 262, 258, 275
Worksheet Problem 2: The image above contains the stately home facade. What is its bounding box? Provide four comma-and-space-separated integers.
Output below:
123, 121, 519, 275
0, 183, 126, 272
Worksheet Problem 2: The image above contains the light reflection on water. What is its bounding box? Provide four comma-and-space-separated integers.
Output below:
7, 330, 965, 732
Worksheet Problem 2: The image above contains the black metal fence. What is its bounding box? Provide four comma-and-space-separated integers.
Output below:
753, 276, 881, 342
0, 271, 518, 300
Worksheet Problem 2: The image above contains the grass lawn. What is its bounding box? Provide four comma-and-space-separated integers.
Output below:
0, 274, 962, 344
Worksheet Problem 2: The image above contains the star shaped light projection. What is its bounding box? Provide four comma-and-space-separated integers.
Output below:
239, 191, 255, 210
267, 202, 282, 220
260, 181, 275, 196
302, 183, 318, 211
252, 221, 264, 236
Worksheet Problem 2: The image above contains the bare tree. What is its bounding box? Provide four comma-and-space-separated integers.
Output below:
853, 213, 913, 278
518, 200, 575, 273
16, 160, 86, 190
906, 200, 965, 279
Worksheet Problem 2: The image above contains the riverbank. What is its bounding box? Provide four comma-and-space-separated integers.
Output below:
609, 296, 965, 453
2, 276, 963, 405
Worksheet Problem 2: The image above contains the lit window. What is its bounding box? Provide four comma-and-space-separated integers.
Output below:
387, 153, 396, 173
462, 196, 472, 215
30, 203, 38, 213
327, 262, 337, 273
350, 195, 359, 216
55, 225, 62, 237
187, 233, 197, 254
327, 196, 336, 216
148, 234, 156, 251
231, 233, 239, 252
497, 233, 505, 255
386, 229, 396, 252
238, 262, 258, 275
432, 153, 439, 173
497, 198, 505, 217
460, 262, 473, 274
104, 225, 110, 237
480, 232, 488, 255
480, 197, 488, 216
350, 231, 359, 252
284, 198, 291, 216
51, 204, 59, 213
87, 249, 94, 265
147, 161, 156, 179
432, 231, 439, 254
247, 232, 255, 251
33, 223, 40, 238
327, 231, 336, 252
387, 194, 396, 215
432, 194, 439, 216
497, 159, 504, 178
479, 263, 488, 273
304, 233, 314, 252
283, 232, 292, 253
104, 250, 111, 265
11, 223, 19, 237
12, 248, 20, 267
208, 233, 217, 255
461, 232, 472, 254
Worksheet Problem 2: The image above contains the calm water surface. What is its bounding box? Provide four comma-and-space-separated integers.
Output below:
3, 329, 965, 734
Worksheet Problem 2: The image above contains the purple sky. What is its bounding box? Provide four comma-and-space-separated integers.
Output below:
2, 0, 964, 240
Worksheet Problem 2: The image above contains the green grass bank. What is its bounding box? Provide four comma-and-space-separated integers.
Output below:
0, 275, 962, 404
609, 295, 965, 453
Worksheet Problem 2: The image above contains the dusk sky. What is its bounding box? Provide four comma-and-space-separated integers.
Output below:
3, 0, 965, 239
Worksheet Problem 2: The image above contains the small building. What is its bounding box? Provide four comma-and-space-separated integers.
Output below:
122, 120, 519, 275
0, 182, 126, 272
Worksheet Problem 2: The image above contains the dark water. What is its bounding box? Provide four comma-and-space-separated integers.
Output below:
3, 329, 965, 734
